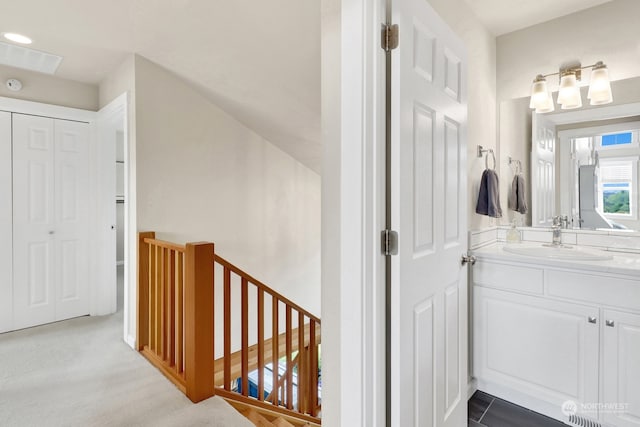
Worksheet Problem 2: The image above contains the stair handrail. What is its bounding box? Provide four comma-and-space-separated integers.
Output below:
137, 232, 321, 423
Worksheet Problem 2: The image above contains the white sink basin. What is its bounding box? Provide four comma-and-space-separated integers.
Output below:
503, 244, 613, 261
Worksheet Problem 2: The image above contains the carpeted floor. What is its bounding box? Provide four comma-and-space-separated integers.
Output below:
0, 266, 253, 427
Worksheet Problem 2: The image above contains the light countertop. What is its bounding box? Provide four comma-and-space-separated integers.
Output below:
472, 243, 640, 277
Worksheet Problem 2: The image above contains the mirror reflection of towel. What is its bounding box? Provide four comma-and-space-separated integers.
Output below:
508, 174, 528, 214
476, 169, 502, 218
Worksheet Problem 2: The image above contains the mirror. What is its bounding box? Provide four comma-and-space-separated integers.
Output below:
499, 76, 640, 231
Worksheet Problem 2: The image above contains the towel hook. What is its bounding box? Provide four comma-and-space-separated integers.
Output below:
477, 145, 496, 170
508, 156, 522, 174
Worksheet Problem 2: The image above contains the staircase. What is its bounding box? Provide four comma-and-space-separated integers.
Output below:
136, 232, 321, 426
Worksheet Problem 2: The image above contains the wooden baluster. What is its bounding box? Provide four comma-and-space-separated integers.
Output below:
159, 247, 166, 360
175, 251, 183, 375
167, 249, 175, 367
257, 288, 265, 401
309, 319, 318, 416
149, 244, 157, 353
184, 241, 215, 403
272, 298, 279, 406
223, 267, 231, 391
241, 278, 249, 396
137, 232, 154, 351
286, 305, 293, 409
298, 312, 305, 414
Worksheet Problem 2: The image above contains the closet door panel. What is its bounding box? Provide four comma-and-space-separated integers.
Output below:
12, 114, 56, 329
0, 112, 12, 333
54, 119, 89, 321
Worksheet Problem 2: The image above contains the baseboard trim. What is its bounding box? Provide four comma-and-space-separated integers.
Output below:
125, 334, 136, 349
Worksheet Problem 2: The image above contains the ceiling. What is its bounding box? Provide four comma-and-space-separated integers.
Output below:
0, 1, 620, 174
463, 0, 614, 36
0, 0, 321, 172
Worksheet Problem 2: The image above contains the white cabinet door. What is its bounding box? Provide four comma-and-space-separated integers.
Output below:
474, 287, 599, 418
390, 1, 468, 426
53, 119, 90, 321
602, 309, 640, 427
0, 112, 11, 333
12, 114, 90, 330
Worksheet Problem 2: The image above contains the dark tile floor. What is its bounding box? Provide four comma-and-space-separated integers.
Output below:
468, 391, 570, 427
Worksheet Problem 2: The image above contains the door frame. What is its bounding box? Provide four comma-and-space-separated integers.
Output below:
96, 93, 132, 344
91, 93, 129, 320
321, 0, 387, 425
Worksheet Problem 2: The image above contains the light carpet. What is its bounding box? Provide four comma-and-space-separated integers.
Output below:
0, 268, 253, 427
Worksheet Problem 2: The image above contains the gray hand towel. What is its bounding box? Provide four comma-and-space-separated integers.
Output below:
508, 173, 528, 214
476, 169, 502, 218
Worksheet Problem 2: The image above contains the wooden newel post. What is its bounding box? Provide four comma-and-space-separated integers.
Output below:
137, 231, 155, 351
185, 241, 215, 403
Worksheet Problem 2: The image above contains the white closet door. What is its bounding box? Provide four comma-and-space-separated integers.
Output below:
0, 111, 12, 333
53, 119, 90, 321
13, 114, 90, 330
13, 114, 56, 329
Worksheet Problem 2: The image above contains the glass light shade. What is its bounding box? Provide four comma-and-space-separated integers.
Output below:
535, 93, 555, 113
529, 77, 550, 110
558, 73, 582, 109
588, 66, 613, 105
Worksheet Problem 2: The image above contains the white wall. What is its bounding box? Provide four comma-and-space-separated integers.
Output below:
0, 64, 98, 110
427, 0, 498, 230
133, 56, 321, 320
498, 0, 640, 102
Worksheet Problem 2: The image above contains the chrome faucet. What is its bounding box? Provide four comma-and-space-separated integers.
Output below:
551, 216, 562, 246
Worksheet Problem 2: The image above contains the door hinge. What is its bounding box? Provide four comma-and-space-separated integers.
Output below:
381, 229, 398, 256
381, 23, 399, 52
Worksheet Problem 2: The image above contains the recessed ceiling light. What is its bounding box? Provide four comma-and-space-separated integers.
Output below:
3, 33, 32, 44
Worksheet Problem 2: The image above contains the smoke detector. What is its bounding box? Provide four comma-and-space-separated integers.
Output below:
6, 78, 22, 91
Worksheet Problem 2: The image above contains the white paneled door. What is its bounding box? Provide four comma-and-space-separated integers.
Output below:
12, 114, 90, 330
532, 113, 556, 226
0, 112, 11, 333
390, 1, 468, 426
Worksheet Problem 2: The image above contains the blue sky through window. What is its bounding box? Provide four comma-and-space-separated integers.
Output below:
601, 132, 632, 146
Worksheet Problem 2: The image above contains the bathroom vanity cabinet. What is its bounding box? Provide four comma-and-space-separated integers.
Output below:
471, 248, 640, 427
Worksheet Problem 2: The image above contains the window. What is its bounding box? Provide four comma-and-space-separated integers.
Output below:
597, 130, 638, 150
598, 159, 637, 218
601, 132, 633, 147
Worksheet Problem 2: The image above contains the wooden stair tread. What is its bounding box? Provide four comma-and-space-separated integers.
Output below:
241, 408, 275, 427
227, 397, 321, 427
271, 417, 295, 427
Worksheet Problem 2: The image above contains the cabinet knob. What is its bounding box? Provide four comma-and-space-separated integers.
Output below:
606, 319, 615, 327
588, 316, 597, 324
48, 230, 55, 235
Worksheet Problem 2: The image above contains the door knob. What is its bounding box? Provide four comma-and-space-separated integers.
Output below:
461, 254, 477, 266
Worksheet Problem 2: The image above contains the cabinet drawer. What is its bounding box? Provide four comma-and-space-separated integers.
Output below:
473, 261, 544, 294
546, 270, 640, 312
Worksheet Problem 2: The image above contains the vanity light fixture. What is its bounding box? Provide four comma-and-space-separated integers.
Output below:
529, 61, 613, 113
3, 32, 32, 44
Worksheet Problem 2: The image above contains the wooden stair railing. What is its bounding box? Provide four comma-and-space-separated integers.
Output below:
137, 232, 321, 425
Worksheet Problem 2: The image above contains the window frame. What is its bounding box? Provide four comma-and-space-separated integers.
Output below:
597, 156, 638, 221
